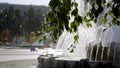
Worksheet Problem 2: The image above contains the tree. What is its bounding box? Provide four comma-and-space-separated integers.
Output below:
0, 7, 21, 36
23, 6, 35, 33
0, 5, 47, 41
0, 10, 4, 32
44, 0, 120, 42
23, 6, 43, 33
8, 7, 22, 36
34, 9, 44, 32
23, 6, 44, 40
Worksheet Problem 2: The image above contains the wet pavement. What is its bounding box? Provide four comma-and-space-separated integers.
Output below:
0, 46, 43, 68
0, 46, 42, 62
0, 59, 39, 68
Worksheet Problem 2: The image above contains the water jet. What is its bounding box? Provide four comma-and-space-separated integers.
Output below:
38, 0, 120, 68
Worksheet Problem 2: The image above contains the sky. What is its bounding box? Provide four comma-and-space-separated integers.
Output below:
0, 0, 50, 6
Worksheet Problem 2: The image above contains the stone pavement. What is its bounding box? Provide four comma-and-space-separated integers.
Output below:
0, 59, 39, 68
0, 46, 44, 68
0, 46, 43, 62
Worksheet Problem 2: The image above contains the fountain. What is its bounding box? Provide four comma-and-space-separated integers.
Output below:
38, 0, 120, 68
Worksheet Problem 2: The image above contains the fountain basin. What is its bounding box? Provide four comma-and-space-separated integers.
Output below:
37, 48, 87, 68
38, 55, 118, 68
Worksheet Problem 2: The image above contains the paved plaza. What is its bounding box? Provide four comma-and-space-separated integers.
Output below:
0, 46, 42, 68
0, 59, 38, 68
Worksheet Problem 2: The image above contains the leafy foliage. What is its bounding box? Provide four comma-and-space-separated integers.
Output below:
74, 34, 79, 43
44, 0, 83, 42
0, 7, 22, 36
45, 0, 120, 42
42, 0, 120, 53
86, 0, 120, 25
67, 44, 76, 53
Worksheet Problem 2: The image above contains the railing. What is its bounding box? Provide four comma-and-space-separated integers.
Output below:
87, 42, 118, 64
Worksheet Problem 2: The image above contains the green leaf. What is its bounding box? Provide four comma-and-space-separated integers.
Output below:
102, 0, 106, 4
87, 12, 91, 16
112, 18, 116, 24
65, 22, 69, 31
70, 22, 78, 32
86, 0, 89, 2
107, 2, 112, 8
112, 6, 120, 18
69, 28, 73, 33
73, 25, 77, 32
72, 46, 76, 48
43, 36, 46, 41
52, 28, 59, 39
116, 20, 120, 26
84, 17, 90, 22
74, 35, 79, 42
73, 2, 78, 7
75, 15, 83, 24
87, 23, 92, 27
67, 48, 70, 50
109, 10, 115, 18
71, 8, 78, 16
70, 49, 74, 53
39, 39, 42, 43
67, 15, 70, 20
103, 15, 107, 24
94, 19, 97, 23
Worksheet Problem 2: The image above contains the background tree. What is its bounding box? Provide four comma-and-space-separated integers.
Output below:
23, 6, 35, 33
34, 9, 44, 33
0, 7, 22, 37
0, 10, 4, 33
8, 7, 22, 36
0, 5, 48, 42
23, 6, 44, 40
